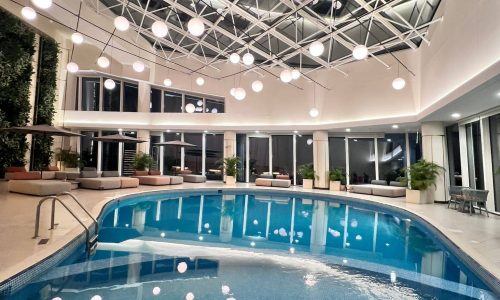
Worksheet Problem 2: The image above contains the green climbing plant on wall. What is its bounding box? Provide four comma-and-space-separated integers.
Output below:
0, 9, 35, 176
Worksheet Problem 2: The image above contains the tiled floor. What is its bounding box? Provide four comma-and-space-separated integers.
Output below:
0, 181, 499, 284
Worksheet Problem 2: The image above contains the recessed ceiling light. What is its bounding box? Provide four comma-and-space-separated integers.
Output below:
496, 91, 500, 97
451, 113, 461, 119
392, 124, 399, 129
255, 130, 259, 133
387, 139, 392, 142
204, 130, 208, 133
345, 128, 351, 132
293, 130, 298, 134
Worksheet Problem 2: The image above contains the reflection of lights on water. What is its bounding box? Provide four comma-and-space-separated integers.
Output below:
350, 219, 358, 228
385, 243, 390, 247
52, 297, 62, 300
355, 235, 362, 241
198, 236, 204, 241
125, 224, 129, 228
204, 223, 210, 229
253, 219, 259, 225
304, 274, 318, 287
273, 229, 279, 235
177, 262, 188, 273
308, 225, 312, 230
345, 242, 350, 247
289, 247, 295, 254
297, 231, 303, 238
294, 239, 299, 243
221, 285, 231, 295
390, 271, 397, 283
152, 286, 161, 295
227, 298, 236, 300
208, 229, 212, 234
339, 219, 345, 227
342, 259, 348, 264
160, 232, 165, 238
250, 241, 256, 247
91, 296, 102, 300
186, 292, 195, 300
393, 217, 400, 224
328, 228, 341, 237
278, 228, 287, 237
189, 257, 195, 261
404, 218, 412, 223
301, 211, 309, 217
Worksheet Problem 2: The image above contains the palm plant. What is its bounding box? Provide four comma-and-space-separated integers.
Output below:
54, 148, 80, 168
329, 167, 346, 184
297, 163, 317, 180
221, 156, 240, 177
400, 160, 444, 190
133, 152, 153, 171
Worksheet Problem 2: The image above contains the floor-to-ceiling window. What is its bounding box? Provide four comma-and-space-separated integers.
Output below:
122, 131, 137, 176
163, 132, 181, 174
123, 82, 138, 112
81, 78, 100, 111
150, 88, 162, 113
272, 135, 293, 178
236, 134, 246, 182
206, 134, 223, 180
408, 132, 422, 165
185, 95, 203, 113
446, 125, 462, 186
466, 121, 484, 189
149, 135, 161, 171
102, 79, 121, 111
348, 138, 375, 184
296, 135, 313, 185
249, 137, 269, 182
80, 131, 98, 168
377, 134, 406, 183
101, 130, 119, 171
489, 114, 500, 212
164, 91, 183, 113
184, 133, 203, 174
329, 137, 346, 170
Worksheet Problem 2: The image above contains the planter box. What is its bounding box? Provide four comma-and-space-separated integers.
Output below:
303, 179, 314, 189
225, 176, 236, 185
329, 181, 341, 191
406, 189, 433, 204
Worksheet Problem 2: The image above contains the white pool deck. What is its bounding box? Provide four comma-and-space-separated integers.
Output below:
0, 181, 499, 285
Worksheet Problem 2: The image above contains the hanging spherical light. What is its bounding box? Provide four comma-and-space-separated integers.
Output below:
197, 100, 203, 106
132, 61, 145, 73
71, 32, 84, 44
234, 88, 246, 101
230, 88, 236, 97
151, 21, 168, 38
352, 45, 368, 60
242, 53, 254, 66
251, 80, 263, 92
31, 0, 52, 9
211, 108, 218, 113
97, 56, 110, 68
196, 77, 205, 86
188, 17, 205, 36
309, 108, 319, 118
291, 69, 301, 80
152, 287, 161, 296
114, 16, 130, 31
333, 0, 342, 9
185, 103, 196, 113
229, 53, 240, 64
280, 69, 293, 83
21, 7, 37, 20
163, 78, 172, 87
392, 77, 406, 90
66, 62, 79, 73
307, 138, 313, 145
309, 41, 324, 57
104, 78, 116, 90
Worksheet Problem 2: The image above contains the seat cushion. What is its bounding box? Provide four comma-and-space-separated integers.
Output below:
5, 171, 41, 180
255, 178, 272, 187
80, 170, 98, 178
77, 177, 121, 190
9, 180, 71, 196
102, 171, 120, 177
41, 171, 56, 180
371, 180, 388, 186
276, 174, 290, 180
120, 177, 139, 188
149, 170, 161, 175
134, 170, 149, 176
372, 186, 406, 197
351, 185, 373, 195
271, 179, 291, 188
182, 174, 207, 183
134, 176, 171, 186
6, 166, 26, 173
168, 176, 184, 185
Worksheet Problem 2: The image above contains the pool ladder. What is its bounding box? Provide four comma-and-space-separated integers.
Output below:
33, 192, 99, 257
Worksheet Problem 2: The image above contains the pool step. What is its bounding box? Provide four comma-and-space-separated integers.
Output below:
88, 234, 99, 256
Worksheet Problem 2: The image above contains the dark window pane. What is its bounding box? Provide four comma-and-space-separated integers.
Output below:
348, 138, 375, 184
329, 137, 346, 170
408, 132, 422, 164
249, 137, 269, 182
163, 132, 181, 174
206, 134, 223, 180
150, 135, 161, 170
184, 133, 203, 174
81, 78, 100, 111
236, 134, 246, 182
446, 125, 462, 186
272, 135, 293, 179
466, 121, 484, 189
489, 115, 500, 212
185, 95, 203, 113
164, 91, 182, 113
296, 135, 313, 185
101, 130, 119, 171
123, 82, 138, 112
206, 99, 224, 113
377, 134, 405, 182
150, 88, 162, 113
103, 79, 121, 111
80, 131, 99, 168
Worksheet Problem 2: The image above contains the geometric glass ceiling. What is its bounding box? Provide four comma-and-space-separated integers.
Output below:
92, 0, 441, 72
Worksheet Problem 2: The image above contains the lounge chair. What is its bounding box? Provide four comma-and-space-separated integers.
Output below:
76, 169, 139, 190
132, 171, 183, 186
8, 179, 71, 196
350, 180, 406, 197
255, 178, 291, 188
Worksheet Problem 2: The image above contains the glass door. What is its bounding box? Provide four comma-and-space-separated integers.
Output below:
247, 135, 270, 182
466, 121, 484, 189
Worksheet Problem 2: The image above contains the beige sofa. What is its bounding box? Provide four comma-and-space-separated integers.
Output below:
76, 170, 139, 190
132, 171, 183, 186
8, 180, 71, 196
255, 178, 291, 188
350, 180, 406, 198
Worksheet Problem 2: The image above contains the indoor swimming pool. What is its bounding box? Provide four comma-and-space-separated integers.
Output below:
4, 189, 499, 299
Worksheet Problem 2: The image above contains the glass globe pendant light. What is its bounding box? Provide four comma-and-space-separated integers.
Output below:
97, 56, 110, 68
280, 69, 293, 83
309, 41, 324, 57
21, 7, 37, 20
151, 21, 168, 38
114, 16, 130, 31
229, 53, 240, 64
31, 0, 52, 9
392, 63, 406, 90
242, 52, 254, 66
188, 17, 205, 36
71, 32, 84, 44
234, 88, 246, 101
252, 80, 263, 92
104, 78, 116, 90
66, 62, 79, 73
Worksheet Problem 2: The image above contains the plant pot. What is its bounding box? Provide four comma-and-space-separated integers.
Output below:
225, 176, 236, 185
303, 179, 314, 189
64, 167, 79, 173
406, 189, 433, 204
329, 181, 341, 191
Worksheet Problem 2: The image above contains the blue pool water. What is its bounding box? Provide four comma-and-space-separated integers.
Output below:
5, 189, 499, 299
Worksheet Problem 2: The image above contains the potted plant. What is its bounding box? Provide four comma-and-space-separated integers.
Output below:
133, 152, 153, 171
329, 167, 346, 191
298, 163, 316, 189
400, 160, 444, 204
221, 156, 240, 185
54, 148, 81, 171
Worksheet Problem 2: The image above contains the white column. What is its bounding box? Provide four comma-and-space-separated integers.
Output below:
25, 34, 41, 169
374, 137, 379, 180
458, 125, 470, 187
118, 129, 123, 176
137, 130, 150, 154
202, 133, 206, 176
137, 82, 151, 113
293, 134, 297, 185
224, 131, 237, 182
421, 122, 448, 202
480, 117, 496, 212
313, 131, 329, 189
180, 132, 185, 170
159, 133, 165, 174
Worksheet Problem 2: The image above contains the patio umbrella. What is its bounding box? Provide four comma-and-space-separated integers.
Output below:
155, 140, 196, 174
0, 124, 83, 173
91, 133, 146, 175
